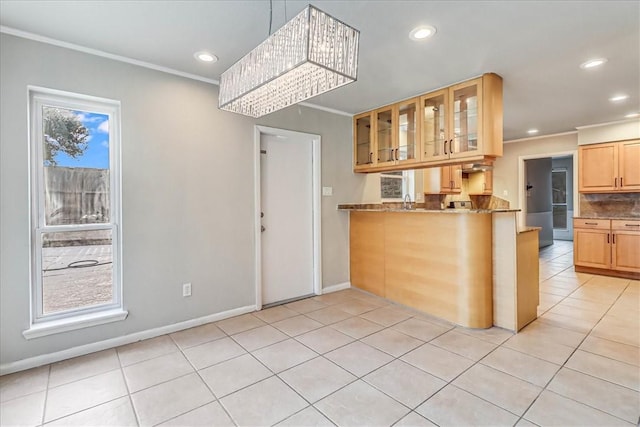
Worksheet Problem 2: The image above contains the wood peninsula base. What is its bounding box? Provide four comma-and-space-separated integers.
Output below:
348, 209, 538, 331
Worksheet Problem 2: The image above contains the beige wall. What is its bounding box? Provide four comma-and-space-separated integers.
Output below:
577, 119, 640, 145
493, 133, 578, 209
0, 33, 363, 366
494, 119, 640, 214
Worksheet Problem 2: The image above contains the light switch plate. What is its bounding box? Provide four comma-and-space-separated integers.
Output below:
503, 190, 508, 196
322, 186, 333, 196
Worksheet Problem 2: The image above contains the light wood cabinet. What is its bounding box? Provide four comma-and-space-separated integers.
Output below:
353, 73, 503, 173
574, 218, 640, 277
353, 111, 374, 171
423, 165, 462, 194
619, 140, 640, 191
375, 106, 396, 168
396, 98, 420, 166
579, 140, 640, 193
468, 169, 493, 195
611, 220, 640, 273
421, 73, 503, 164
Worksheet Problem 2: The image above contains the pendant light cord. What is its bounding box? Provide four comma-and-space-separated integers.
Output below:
268, 0, 286, 36
269, 0, 273, 35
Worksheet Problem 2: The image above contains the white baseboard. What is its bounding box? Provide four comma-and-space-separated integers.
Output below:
322, 282, 351, 294
0, 305, 256, 376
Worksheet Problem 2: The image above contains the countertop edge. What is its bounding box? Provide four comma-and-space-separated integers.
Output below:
337, 207, 520, 214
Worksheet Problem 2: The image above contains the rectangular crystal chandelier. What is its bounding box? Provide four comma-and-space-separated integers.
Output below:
219, 5, 359, 118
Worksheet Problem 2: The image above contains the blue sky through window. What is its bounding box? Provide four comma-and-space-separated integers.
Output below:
52, 110, 110, 169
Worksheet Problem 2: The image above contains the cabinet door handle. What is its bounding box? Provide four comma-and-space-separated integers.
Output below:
585, 222, 598, 225
625, 224, 640, 227
395, 148, 399, 162
607, 233, 610, 244
368, 152, 373, 164
444, 140, 448, 155
449, 139, 454, 154
620, 177, 623, 187
613, 234, 616, 244
615, 177, 618, 187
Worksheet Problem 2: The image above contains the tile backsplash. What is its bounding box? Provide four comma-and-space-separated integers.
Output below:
579, 193, 640, 218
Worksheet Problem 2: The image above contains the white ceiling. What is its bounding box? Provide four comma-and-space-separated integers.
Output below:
1, 0, 638, 141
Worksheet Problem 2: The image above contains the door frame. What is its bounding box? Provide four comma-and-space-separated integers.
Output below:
254, 125, 322, 311
518, 150, 579, 229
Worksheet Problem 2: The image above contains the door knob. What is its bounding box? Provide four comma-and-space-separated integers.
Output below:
261, 225, 266, 232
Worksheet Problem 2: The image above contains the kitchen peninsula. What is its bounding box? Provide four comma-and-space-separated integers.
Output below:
339, 205, 540, 332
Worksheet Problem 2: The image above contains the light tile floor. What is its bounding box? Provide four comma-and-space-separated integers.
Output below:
1, 240, 639, 426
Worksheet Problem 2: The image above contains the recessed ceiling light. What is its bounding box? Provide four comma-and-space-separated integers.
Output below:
579, 58, 607, 69
527, 129, 539, 135
194, 51, 218, 63
609, 94, 629, 102
409, 25, 437, 41
625, 112, 640, 118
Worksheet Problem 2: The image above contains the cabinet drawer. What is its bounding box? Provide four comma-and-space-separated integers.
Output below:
574, 218, 610, 230
612, 220, 640, 232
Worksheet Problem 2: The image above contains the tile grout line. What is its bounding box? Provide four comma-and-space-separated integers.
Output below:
513, 273, 636, 425
39, 364, 52, 426
115, 346, 141, 427
169, 327, 240, 427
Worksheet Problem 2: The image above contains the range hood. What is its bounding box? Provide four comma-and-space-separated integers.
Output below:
461, 162, 494, 173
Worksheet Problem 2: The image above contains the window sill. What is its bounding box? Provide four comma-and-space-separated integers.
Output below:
23, 309, 128, 340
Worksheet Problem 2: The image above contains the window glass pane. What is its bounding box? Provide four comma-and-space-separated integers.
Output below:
42, 107, 110, 225
381, 176, 403, 199
552, 205, 567, 229
552, 170, 566, 204
41, 229, 113, 315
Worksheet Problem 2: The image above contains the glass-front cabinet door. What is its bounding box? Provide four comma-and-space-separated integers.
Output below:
353, 111, 374, 169
396, 98, 419, 165
421, 90, 448, 162
376, 106, 395, 166
450, 79, 482, 158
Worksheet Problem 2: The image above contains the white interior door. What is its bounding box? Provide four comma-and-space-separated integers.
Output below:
260, 133, 314, 305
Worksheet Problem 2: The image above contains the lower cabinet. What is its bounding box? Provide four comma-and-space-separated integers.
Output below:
612, 220, 640, 273
574, 218, 640, 276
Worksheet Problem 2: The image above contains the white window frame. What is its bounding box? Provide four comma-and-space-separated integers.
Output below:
25, 87, 126, 339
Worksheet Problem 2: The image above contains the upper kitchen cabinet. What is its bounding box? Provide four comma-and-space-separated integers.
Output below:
353, 111, 374, 171
423, 165, 462, 194
421, 89, 449, 162
375, 105, 396, 168
422, 73, 503, 164
396, 98, 420, 166
377, 100, 422, 169
579, 139, 640, 193
353, 73, 503, 173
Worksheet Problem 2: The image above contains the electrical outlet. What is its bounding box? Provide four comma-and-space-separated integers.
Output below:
182, 283, 192, 297
322, 186, 333, 196
503, 190, 508, 196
